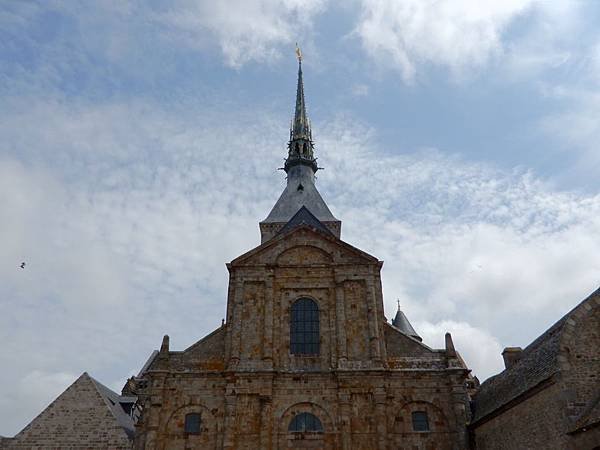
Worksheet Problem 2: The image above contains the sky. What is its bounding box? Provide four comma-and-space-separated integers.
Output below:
1, 0, 600, 437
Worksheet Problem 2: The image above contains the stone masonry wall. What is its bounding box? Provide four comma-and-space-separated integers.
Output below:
136, 369, 469, 450
472, 382, 567, 450
135, 226, 470, 450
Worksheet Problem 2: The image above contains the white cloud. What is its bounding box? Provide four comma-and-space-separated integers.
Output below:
355, 0, 536, 81
155, 0, 327, 67
318, 115, 600, 367
417, 320, 504, 380
2, 94, 600, 436
537, 87, 600, 183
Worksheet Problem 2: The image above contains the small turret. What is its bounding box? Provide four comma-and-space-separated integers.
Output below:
392, 300, 422, 341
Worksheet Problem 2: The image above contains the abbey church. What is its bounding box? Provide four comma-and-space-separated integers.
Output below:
128, 59, 472, 450
2, 61, 599, 450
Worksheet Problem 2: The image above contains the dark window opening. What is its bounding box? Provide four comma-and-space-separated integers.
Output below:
297, 183, 304, 191
302, 142, 308, 155
185, 413, 202, 434
120, 402, 133, 415
290, 298, 319, 355
288, 412, 324, 433
412, 411, 429, 431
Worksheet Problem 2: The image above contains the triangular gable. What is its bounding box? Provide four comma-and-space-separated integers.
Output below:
183, 325, 226, 357
230, 223, 380, 266
384, 322, 436, 356
277, 206, 333, 237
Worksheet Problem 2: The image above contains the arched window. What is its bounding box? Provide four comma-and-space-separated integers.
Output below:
184, 413, 201, 434
288, 412, 324, 433
302, 142, 308, 156
290, 298, 319, 355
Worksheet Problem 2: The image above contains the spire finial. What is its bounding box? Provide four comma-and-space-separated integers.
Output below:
295, 43, 302, 62
397, 299, 401, 310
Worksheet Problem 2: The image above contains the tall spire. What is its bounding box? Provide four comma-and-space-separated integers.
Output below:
259, 47, 341, 244
292, 59, 311, 142
285, 45, 317, 173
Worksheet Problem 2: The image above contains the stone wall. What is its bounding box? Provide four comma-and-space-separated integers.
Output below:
134, 226, 471, 450
472, 382, 567, 450
135, 370, 469, 450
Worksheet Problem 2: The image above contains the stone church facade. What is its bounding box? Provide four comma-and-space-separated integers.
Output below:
130, 61, 472, 450
3, 61, 599, 450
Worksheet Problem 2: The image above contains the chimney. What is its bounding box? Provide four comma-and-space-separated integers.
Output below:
502, 347, 523, 369
445, 332, 456, 357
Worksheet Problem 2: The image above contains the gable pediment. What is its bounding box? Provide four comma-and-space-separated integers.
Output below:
230, 225, 380, 267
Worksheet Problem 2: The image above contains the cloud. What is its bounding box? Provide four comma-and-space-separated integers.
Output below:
318, 115, 600, 369
354, 0, 537, 81
154, 0, 327, 67
2, 87, 600, 435
418, 320, 504, 380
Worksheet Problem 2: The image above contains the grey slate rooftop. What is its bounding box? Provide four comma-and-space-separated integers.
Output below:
87, 374, 136, 438
472, 288, 600, 423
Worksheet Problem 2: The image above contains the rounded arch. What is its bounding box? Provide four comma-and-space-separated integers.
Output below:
279, 401, 335, 433
393, 400, 449, 433
288, 412, 323, 432
161, 403, 217, 450
164, 403, 213, 431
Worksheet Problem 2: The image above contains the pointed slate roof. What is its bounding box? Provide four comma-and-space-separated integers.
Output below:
278, 206, 333, 237
391, 306, 422, 341
262, 177, 338, 224
262, 56, 339, 232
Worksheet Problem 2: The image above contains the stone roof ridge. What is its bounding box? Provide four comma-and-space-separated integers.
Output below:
523, 285, 600, 355
87, 374, 135, 438
277, 205, 333, 237
137, 350, 159, 377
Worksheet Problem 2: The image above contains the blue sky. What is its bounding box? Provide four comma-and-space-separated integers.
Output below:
2, 0, 600, 436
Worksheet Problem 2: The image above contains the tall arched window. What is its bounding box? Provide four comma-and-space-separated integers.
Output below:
288, 412, 324, 433
290, 298, 319, 355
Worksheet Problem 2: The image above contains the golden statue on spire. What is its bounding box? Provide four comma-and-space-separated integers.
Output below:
295, 43, 302, 62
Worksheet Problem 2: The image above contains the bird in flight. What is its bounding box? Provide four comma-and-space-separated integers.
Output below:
20, 262, 25, 269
